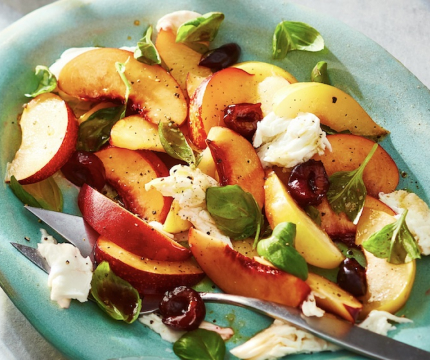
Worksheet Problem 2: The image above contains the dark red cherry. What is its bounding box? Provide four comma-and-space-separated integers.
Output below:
337, 258, 367, 297
61, 151, 106, 191
223, 103, 263, 140
287, 160, 329, 206
199, 43, 241, 72
159, 286, 206, 331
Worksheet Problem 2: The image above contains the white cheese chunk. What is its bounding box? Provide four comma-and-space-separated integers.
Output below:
230, 310, 411, 359
379, 190, 430, 255
252, 112, 331, 169
139, 313, 234, 342
145, 165, 231, 245
301, 292, 325, 318
156, 10, 202, 33
37, 229, 93, 309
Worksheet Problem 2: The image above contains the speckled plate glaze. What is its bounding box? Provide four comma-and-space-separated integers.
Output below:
0, 0, 430, 359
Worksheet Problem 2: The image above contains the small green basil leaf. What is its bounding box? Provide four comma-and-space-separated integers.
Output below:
134, 25, 162, 65
304, 205, 321, 226
176, 12, 225, 43
173, 329, 225, 360
257, 222, 308, 280
362, 210, 421, 264
25, 65, 57, 97
206, 185, 262, 242
272, 21, 324, 59
320, 124, 352, 135
327, 143, 378, 224
90, 261, 142, 323
76, 106, 123, 152
115, 61, 131, 119
9, 175, 63, 212
311, 61, 330, 84
335, 242, 367, 268
158, 121, 196, 167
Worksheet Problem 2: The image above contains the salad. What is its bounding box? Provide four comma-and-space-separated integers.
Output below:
2, 5, 430, 360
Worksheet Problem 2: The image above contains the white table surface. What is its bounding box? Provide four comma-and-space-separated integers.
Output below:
0, 0, 430, 359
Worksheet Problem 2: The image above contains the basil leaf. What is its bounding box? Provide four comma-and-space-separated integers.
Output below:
9, 175, 63, 211
158, 121, 196, 167
272, 21, 324, 59
173, 329, 225, 360
257, 222, 308, 280
25, 65, 57, 97
134, 25, 161, 65
115, 61, 131, 119
90, 261, 142, 323
176, 12, 225, 43
304, 205, 321, 226
311, 61, 330, 84
76, 106, 123, 151
362, 210, 421, 264
206, 185, 262, 242
335, 242, 367, 268
321, 124, 352, 135
327, 143, 378, 224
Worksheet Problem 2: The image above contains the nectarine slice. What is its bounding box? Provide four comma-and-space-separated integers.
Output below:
95, 236, 204, 295
189, 228, 310, 308
264, 172, 344, 269
155, 29, 212, 98
109, 115, 165, 152
95, 146, 172, 223
58, 48, 187, 126
206, 126, 265, 209
189, 67, 258, 148
5, 93, 78, 184
356, 208, 416, 317
272, 82, 388, 137
78, 184, 190, 261
306, 273, 362, 322
232, 61, 297, 84
313, 134, 399, 197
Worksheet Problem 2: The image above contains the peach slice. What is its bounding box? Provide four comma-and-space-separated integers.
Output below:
78, 184, 190, 261
163, 200, 192, 234
264, 172, 344, 269
232, 61, 297, 84
109, 115, 165, 152
189, 67, 258, 148
155, 29, 212, 98
95, 146, 172, 223
306, 273, 362, 322
206, 126, 265, 209
272, 82, 388, 137
313, 134, 399, 197
5, 93, 78, 184
316, 195, 396, 242
95, 236, 204, 295
356, 208, 416, 317
189, 228, 311, 307
58, 48, 187, 126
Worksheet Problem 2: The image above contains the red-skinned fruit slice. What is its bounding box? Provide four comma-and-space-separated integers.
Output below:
95, 236, 204, 295
5, 93, 78, 184
95, 146, 172, 223
189, 228, 311, 307
78, 184, 190, 261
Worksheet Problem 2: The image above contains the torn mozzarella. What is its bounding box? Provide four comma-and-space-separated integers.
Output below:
145, 165, 231, 245
37, 229, 93, 309
358, 310, 412, 335
301, 292, 325, 318
253, 112, 331, 169
156, 10, 202, 33
379, 190, 430, 255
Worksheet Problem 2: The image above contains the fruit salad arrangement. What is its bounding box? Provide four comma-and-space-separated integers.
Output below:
4, 9, 430, 360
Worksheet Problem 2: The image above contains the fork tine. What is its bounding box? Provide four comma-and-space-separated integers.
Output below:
24, 206, 98, 260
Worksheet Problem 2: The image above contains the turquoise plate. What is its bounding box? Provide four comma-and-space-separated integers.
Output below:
1, 0, 429, 359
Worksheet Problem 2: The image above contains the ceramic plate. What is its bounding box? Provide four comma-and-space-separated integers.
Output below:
1, 0, 429, 359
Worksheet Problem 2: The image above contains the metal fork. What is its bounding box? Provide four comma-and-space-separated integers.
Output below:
11, 206, 430, 360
